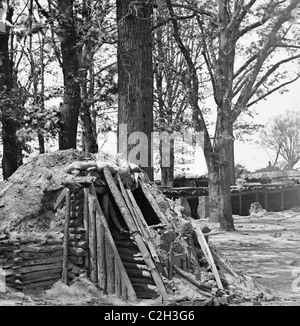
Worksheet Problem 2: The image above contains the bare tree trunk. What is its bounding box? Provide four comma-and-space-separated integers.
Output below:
160, 138, 174, 187
57, 0, 81, 150
79, 0, 98, 154
166, 0, 235, 230
0, 4, 19, 179
117, 0, 154, 180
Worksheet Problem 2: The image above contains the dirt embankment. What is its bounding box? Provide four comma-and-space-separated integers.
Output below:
0, 150, 98, 237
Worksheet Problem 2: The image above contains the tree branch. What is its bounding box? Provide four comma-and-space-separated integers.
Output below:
248, 74, 300, 107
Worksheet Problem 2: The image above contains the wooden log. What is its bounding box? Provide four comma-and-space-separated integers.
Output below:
194, 227, 224, 290
172, 265, 213, 297
89, 185, 108, 291
11, 262, 63, 274
103, 169, 138, 232
83, 188, 90, 270
16, 245, 63, 253
210, 246, 239, 279
161, 187, 208, 197
169, 242, 174, 280
15, 251, 63, 260
95, 206, 107, 292
104, 168, 168, 301
116, 174, 141, 231
18, 270, 62, 282
14, 256, 63, 267
40, 239, 63, 246
61, 188, 71, 284
90, 183, 137, 302
88, 194, 98, 283
99, 192, 110, 222
115, 259, 121, 298
14, 279, 59, 290
106, 237, 115, 295
109, 201, 129, 235
53, 188, 67, 211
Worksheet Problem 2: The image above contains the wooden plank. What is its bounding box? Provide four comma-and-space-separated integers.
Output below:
83, 188, 89, 270
195, 227, 224, 290
12, 262, 63, 274
89, 184, 137, 302
14, 256, 63, 267
99, 192, 110, 222
194, 227, 223, 290
95, 208, 106, 292
61, 189, 71, 284
103, 168, 168, 301
54, 188, 68, 211
115, 258, 121, 298
106, 237, 115, 294
88, 194, 98, 283
17, 246, 62, 253
116, 175, 140, 231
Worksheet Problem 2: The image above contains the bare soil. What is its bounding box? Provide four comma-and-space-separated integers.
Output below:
194, 208, 300, 306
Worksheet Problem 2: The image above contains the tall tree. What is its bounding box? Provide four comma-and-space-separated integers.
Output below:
0, 1, 20, 179
261, 110, 300, 170
57, 0, 81, 150
117, 0, 154, 179
165, 0, 300, 230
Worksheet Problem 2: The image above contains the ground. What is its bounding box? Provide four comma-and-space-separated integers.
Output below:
1, 207, 300, 306
194, 207, 300, 306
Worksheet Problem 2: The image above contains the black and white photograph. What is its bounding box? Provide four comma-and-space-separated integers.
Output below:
0, 0, 300, 311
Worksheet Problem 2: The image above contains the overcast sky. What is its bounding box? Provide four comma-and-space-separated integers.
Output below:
235, 77, 300, 172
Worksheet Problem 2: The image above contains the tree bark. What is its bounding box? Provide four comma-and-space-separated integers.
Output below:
0, 5, 19, 179
165, 0, 235, 230
160, 138, 174, 187
57, 0, 81, 150
117, 0, 154, 180
79, 0, 98, 154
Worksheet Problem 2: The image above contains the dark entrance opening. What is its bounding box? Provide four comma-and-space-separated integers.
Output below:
132, 188, 161, 226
